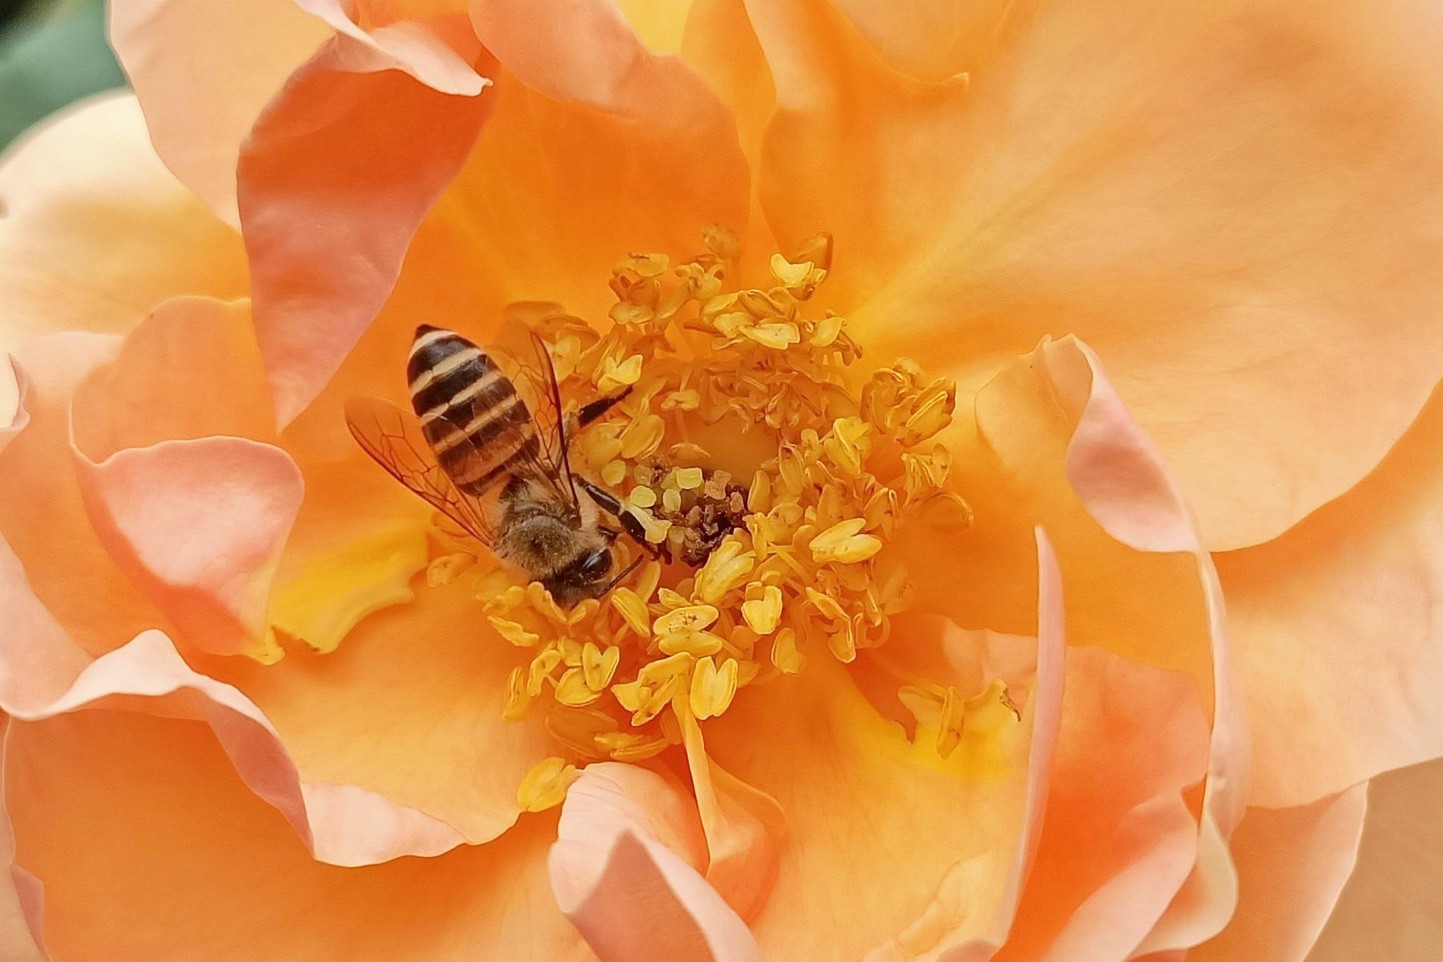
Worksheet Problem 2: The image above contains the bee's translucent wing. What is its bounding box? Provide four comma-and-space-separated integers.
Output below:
344, 394, 496, 545
485, 327, 579, 511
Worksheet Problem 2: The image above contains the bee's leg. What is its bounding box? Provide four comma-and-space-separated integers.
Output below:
577, 476, 669, 561
576, 386, 633, 428
598, 552, 646, 596
599, 525, 621, 544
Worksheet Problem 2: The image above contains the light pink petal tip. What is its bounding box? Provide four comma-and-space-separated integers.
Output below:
551, 763, 762, 962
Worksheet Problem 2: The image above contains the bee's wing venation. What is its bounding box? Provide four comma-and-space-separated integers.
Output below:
344, 394, 496, 545
520, 330, 579, 507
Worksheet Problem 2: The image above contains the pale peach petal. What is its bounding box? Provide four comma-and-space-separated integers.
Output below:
0, 722, 44, 962
702, 533, 1062, 959
297, 0, 487, 94
827, 0, 1016, 82
917, 335, 1248, 951
109, 0, 331, 224
551, 763, 760, 962
1217, 383, 1443, 807
616, 0, 693, 52
1310, 759, 1443, 961
70, 297, 273, 459
0, 536, 89, 715
987, 648, 1211, 962
3, 668, 584, 958
0, 92, 246, 416
749, 0, 1443, 550
239, 24, 495, 424
0, 361, 28, 458
1191, 786, 1366, 962
0, 335, 163, 655
210, 580, 555, 846
72, 438, 302, 661
679, 711, 787, 920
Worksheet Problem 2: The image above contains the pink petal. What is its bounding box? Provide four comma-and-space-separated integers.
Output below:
551, 762, 761, 962
1191, 786, 1367, 962
72, 438, 302, 660
108, 0, 331, 224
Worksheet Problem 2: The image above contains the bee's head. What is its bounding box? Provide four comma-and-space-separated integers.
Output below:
546, 545, 614, 606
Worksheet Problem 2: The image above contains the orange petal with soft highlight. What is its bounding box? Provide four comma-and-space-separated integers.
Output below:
4, 646, 580, 958
751, 0, 1443, 551
550, 762, 761, 962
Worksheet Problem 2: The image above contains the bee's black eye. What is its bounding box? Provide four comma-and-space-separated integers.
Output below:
580, 547, 612, 580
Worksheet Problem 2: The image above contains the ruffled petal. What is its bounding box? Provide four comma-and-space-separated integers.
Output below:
239, 18, 495, 425
72, 438, 302, 661
550, 762, 761, 962
3, 637, 582, 959
906, 335, 1248, 951
748, 0, 1443, 550
1191, 787, 1367, 962
211, 580, 555, 846
108, 0, 331, 223
1309, 760, 1443, 961
700, 534, 1063, 960
1218, 384, 1443, 807
0, 92, 246, 414
0, 334, 163, 655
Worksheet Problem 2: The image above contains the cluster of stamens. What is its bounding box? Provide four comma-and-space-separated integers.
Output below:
424, 230, 989, 808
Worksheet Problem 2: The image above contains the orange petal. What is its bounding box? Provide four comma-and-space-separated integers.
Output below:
1190, 786, 1367, 962
3, 640, 580, 958
0, 335, 164, 655
1217, 383, 1443, 807
1309, 760, 1443, 960
0, 93, 246, 416
239, 19, 495, 424
211, 580, 555, 846
109, 0, 331, 224
550, 762, 761, 962
679, 708, 787, 920
751, 0, 1443, 550
700, 533, 1062, 959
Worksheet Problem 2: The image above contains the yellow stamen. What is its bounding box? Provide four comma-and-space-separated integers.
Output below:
517, 756, 578, 812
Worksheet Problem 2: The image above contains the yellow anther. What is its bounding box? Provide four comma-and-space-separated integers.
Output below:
741, 321, 801, 351
662, 389, 700, 411
674, 466, 704, 490
902, 385, 956, 445
804, 586, 849, 622
527, 648, 563, 697
771, 627, 804, 674
517, 756, 578, 813
597, 354, 644, 394
568, 598, 600, 626
741, 585, 783, 635
610, 679, 648, 713
638, 651, 696, 687
821, 417, 872, 476
601, 459, 627, 486
657, 587, 691, 609
658, 629, 726, 657
653, 604, 720, 636
526, 582, 568, 625
713, 311, 749, 338
610, 302, 653, 326
748, 471, 773, 513
809, 314, 844, 348
827, 623, 858, 663
690, 657, 740, 720
555, 667, 601, 707
581, 642, 620, 691
635, 560, 663, 602
503, 666, 532, 721
627, 485, 658, 509
546, 707, 619, 758
426, 552, 473, 587
694, 539, 755, 604
609, 588, 652, 636
620, 414, 665, 460
809, 519, 883, 564
619, 252, 670, 278
628, 505, 673, 543
489, 616, 540, 648
704, 224, 741, 259
596, 731, 670, 762
791, 232, 834, 272
581, 427, 624, 469
668, 441, 711, 461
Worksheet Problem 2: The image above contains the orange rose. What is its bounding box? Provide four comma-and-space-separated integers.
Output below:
2, 1, 1441, 959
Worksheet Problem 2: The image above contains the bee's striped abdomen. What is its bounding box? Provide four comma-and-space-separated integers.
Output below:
408, 325, 539, 494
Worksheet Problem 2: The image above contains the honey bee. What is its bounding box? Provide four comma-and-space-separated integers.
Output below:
345, 324, 651, 604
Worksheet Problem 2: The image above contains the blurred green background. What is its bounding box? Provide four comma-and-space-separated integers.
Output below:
0, 0, 124, 149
